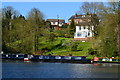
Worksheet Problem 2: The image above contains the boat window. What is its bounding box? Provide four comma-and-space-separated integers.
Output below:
55, 56, 61, 59
64, 57, 71, 59
39, 56, 43, 59
74, 57, 81, 60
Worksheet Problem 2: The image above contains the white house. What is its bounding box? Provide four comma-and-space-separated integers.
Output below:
74, 25, 94, 40
68, 13, 97, 41
47, 19, 65, 30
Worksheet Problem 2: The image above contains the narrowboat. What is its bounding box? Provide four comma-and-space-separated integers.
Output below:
92, 57, 120, 63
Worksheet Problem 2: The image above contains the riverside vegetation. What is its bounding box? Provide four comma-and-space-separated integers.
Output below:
2, 2, 120, 58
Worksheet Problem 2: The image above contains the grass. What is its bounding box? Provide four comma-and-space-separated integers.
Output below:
38, 37, 93, 56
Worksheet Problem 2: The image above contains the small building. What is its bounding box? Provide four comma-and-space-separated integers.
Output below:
47, 19, 65, 30
68, 14, 95, 41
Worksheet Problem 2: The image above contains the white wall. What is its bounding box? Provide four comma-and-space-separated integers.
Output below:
74, 25, 94, 38
51, 21, 63, 26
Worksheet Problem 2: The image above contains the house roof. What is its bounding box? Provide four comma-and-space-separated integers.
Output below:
47, 19, 65, 23
68, 14, 92, 20
76, 22, 93, 26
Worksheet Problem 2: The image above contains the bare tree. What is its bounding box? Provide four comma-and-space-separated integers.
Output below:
79, 2, 99, 14
79, 2, 109, 15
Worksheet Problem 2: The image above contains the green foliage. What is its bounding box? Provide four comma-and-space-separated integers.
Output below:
68, 19, 75, 37
91, 14, 99, 37
2, 3, 120, 57
80, 2, 120, 57
61, 23, 69, 28
47, 33, 56, 42
88, 48, 97, 55
2, 7, 50, 54
94, 12, 119, 57
77, 46, 83, 51
53, 29, 68, 37
44, 39, 92, 56
71, 42, 78, 51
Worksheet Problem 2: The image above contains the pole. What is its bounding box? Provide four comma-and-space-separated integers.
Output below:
57, 15, 59, 27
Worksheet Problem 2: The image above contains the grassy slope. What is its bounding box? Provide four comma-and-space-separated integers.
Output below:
38, 37, 93, 57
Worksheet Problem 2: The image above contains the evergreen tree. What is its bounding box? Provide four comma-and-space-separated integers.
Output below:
68, 19, 75, 37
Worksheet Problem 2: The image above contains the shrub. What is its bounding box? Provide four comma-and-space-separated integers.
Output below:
88, 48, 97, 55
71, 42, 78, 51
77, 46, 83, 51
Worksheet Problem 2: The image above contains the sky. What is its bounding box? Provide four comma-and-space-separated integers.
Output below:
2, 2, 84, 23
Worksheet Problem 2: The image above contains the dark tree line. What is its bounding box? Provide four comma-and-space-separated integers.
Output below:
2, 6, 51, 54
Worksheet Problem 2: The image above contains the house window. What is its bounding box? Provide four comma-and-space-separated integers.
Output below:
88, 27, 90, 30
74, 33, 76, 36
88, 32, 90, 36
84, 26, 86, 29
52, 22, 55, 24
77, 33, 81, 37
79, 27, 81, 30
83, 31, 87, 37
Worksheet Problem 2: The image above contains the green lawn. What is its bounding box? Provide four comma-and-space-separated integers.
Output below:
38, 37, 93, 56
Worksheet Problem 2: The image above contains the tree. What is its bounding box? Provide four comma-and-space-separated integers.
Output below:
19, 14, 25, 20
79, 2, 119, 57
2, 6, 20, 53
118, 2, 120, 56
108, 2, 120, 56
68, 19, 75, 37
93, 2, 119, 57
79, 2, 100, 14
2, 6, 53, 54
91, 14, 99, 37
79, 2, 101, 37
27, 8, 44, 53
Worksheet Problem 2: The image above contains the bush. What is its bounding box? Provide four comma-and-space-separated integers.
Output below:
71, 42, 78, 51
77, 46, 83, 51
88, 48, 97, 55
48, 33, 56, 41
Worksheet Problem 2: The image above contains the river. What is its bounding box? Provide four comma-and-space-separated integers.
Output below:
2, 60, 120, 78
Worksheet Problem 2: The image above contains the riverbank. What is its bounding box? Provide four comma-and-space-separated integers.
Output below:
1, 54, 120, 64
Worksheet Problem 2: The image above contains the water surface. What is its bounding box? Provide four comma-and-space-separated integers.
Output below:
2, 60, 120, 78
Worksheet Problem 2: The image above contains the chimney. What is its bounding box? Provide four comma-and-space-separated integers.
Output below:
75, 13, 78, 18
